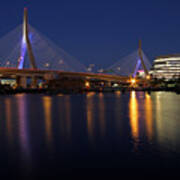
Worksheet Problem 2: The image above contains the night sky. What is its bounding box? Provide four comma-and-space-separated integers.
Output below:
0, 0, 180, 68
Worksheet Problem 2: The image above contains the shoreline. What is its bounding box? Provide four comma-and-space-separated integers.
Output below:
0, 87, 179, 95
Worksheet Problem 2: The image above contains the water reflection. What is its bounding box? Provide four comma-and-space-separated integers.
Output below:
154, 92, 180, 151
129, 91, 139, 142
43, 96, 53, 147
5, 98, 13, 144
115, 91, 121, 97
58, 97, 66, 137
98, 93, 106, 138
16, 94, 31, 160
1, 92, 180, 174
57, 95, 72, 142
145, 93, 153, 141
115, 91, 123, 136
64, 96, 71, 141
86, 92, 95, 143
15, 94, 33, 176
155, 92, 163, 139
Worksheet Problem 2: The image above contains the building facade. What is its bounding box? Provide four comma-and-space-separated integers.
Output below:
150, 54, 180, 80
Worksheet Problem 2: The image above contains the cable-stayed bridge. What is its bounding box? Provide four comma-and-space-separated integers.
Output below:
0, 8, 150, 89
0, 18, 86, 71
105, 41, 151, 77
106, 50, 151, 76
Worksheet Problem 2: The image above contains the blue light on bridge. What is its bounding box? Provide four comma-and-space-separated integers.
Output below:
18, 36, 27, 69
133, 58, 141, 78
18, 32, 34, 70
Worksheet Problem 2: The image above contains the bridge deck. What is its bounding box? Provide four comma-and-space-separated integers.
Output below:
0, 68, 129, 81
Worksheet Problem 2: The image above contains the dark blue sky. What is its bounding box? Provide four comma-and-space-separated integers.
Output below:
0, 0, 180, 68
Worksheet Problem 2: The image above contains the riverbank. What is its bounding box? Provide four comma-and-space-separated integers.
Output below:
0, 86, 180, 95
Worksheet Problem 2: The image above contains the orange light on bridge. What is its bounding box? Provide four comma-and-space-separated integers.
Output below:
85, 81, 90, 88
146, 75, 151, 80
131, 78, 136, 84
45, 63, 50, 68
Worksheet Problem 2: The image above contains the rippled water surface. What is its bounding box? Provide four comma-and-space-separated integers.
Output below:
0, 91, 180, 177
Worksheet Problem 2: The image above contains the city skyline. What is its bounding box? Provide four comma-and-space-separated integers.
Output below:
0, 0, 180, 68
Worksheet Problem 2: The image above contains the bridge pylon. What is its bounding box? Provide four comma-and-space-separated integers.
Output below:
133, 40, 149, 77
17, 8, 37, 69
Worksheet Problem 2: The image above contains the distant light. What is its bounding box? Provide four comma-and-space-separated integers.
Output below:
113, 83, 118, 87
85, 81, 90, 88
89, 64, 95, 67
131, 78, 136, 84
87, 64, 95, 72
45, 63, 50, 67
117, 67, 121, 71
146, 75, 151, 80
59, 60, 64, 64
98, 69, 104, 73
87, 67, 92, 72
101, 82, 104, 86
6, 61, 10, 66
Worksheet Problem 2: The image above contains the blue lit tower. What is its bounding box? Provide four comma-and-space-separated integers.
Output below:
18, 8, 37, 69
133, 40, 149, 77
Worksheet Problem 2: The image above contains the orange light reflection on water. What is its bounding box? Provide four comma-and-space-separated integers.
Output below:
115, 91, 121, 97
43, 96, 53, 147
64, 96, 71, 141
98, 93, 106, 138
129, 91, 139, 141
145, 93, 153, 141
86, 92, 95, 143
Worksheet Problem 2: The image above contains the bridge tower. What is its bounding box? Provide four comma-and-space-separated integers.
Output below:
18, 8, 37, 69
133, 40, 149, 77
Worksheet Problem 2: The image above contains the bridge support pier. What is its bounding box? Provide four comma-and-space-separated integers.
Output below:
107, 81, 112, 87
17, 76, 27, 88
31, 76, 38, 89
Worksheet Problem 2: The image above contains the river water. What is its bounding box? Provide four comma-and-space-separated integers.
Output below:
0, 91, 180, 178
